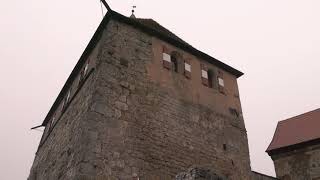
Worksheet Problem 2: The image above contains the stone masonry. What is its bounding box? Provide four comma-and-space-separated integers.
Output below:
271, 143, 320, 180
29, 15, 253, 180
251, 171, 278, 180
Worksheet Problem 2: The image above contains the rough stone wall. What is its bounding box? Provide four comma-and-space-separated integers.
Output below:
28, 72, 97, 180
272, 144, 320, 180
80, 19, 252, 179
176, 167, 227, 180
251, 171, 278, 180
28, 38, 100, 180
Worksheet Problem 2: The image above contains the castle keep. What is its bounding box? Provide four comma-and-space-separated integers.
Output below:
28, 6, 278, 180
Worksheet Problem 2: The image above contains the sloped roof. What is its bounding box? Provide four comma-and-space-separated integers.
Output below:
35, 10, 243, 128
266, 108, 320, 154
134, 18, 192, 47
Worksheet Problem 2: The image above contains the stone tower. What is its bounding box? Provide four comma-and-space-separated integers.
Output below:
28, 9, 252, 180
267, 108, 320, 180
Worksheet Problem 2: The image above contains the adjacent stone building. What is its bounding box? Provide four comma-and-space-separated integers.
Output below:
28, 7, 277, 180
267, 108, 320, 180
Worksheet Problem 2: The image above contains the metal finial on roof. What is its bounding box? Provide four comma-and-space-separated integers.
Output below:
130, 5, 136, 18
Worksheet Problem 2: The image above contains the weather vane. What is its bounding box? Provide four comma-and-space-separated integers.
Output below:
130, 5, 137, 18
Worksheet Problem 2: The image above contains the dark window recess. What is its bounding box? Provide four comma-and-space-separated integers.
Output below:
223, 144, 227, 151
208, 69, 214, 88
50, 115, 56, 129
79, 70, 84, 85
120, 57, 129, 67
172, 56, 178, 72
229, 108, 239, 117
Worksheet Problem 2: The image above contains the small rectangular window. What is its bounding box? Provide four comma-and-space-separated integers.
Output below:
218, 78, 224, 87
201, 70, 208, 79
184, 63, 191, 72
184, 60, 192, 79
223, 144, 227, 151
163, 53, 171, 62
201, 64, 209, 86
218, 71, 225, 93
66, 90, 71, 103
162, 52, 171, 69
84, 63, 89, 76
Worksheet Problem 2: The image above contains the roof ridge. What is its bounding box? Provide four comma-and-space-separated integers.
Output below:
279, 108, 320, 124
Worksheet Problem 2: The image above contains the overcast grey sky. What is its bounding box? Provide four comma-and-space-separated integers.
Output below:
1, 0, 320, 179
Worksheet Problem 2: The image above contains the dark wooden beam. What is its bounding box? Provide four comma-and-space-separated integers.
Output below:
100, 0, 112, 11
31, 125, 43, 130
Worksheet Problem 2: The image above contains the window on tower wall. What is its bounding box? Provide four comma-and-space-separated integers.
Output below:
170, 51, 183, 73
66, 90, 71, 103
218, 71, 225, 93
171, 56, 178, 72
83, 62, 89, 76
201, 64, 209, 86
162, 46, 171, 69
79, 60, 90, 87
62, 89, 71, 111
208, 70, 214, 88
50, 115, 56, 129
184, 59, 191, 79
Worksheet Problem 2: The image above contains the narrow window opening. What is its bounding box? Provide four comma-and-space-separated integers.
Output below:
62, 89, 71, 111
79, 60, 90, 87
66, 90, 71, 103
84, 63, 89, 76
171, 56, 178, 72
79, 70, 84, 87
223, 144, 227, 151
50, 116, 55, 128
162, 52, 171, 69
184, 60, 191, 79
201, 64, 209, 86
208, 70, 214, 88
218, 71, 225, 94
61, 100, 65, 111
229, 108, 239, 117
218, 77, 224, 87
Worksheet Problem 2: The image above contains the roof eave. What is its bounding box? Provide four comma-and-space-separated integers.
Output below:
40, 11, 114, 127
266, 137, 320, 156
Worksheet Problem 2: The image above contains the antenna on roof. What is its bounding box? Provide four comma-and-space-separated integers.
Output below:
100, 0, 112, 12
130, 5, 136, 18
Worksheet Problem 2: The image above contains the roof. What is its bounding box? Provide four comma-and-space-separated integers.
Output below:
36, 10, 244, 128
266, 108, 320, 155
134, 18, 192, 47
